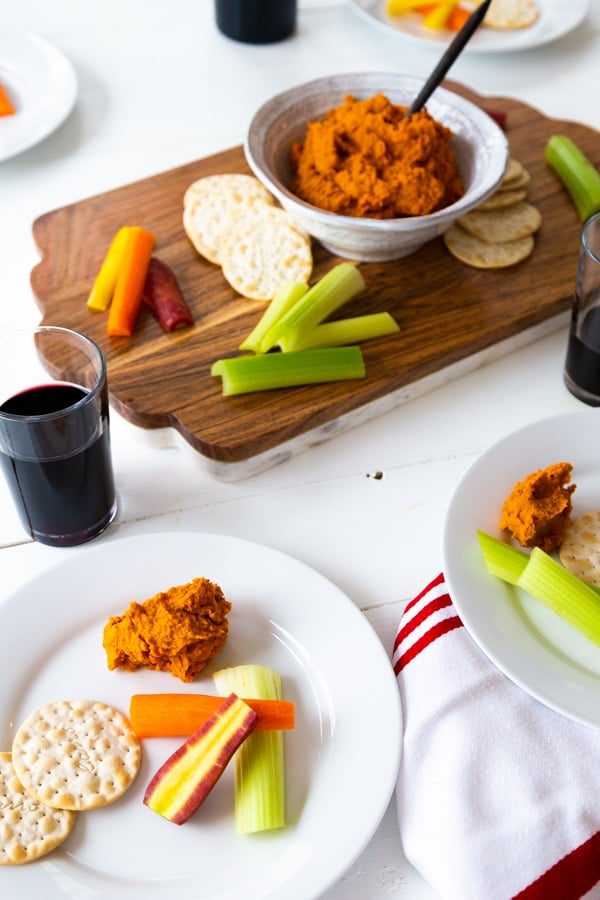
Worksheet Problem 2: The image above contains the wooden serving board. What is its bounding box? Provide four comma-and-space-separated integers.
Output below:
30, 83, 600, 477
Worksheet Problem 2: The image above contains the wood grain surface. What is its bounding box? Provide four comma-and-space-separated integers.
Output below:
30, 82, 599, 466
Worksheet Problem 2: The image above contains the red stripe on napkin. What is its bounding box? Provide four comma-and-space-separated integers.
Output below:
512, 830, 600, 900
392, 573, 463, 674
394, 589, 453, 645
394, 614, 462, 674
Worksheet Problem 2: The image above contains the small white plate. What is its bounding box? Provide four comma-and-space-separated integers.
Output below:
350, 0, 591, 54
0, 531, 402, 899
443, 410, 600, 729
0, 29, 77, 162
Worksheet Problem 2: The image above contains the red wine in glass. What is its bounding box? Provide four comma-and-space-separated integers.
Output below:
0, 382, 116, 546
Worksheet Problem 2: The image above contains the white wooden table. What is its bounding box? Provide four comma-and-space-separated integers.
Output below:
0, 1, 598, 896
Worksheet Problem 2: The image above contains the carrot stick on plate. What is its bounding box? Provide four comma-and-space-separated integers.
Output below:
0, 82, 16, 116
129, 692, 296, 738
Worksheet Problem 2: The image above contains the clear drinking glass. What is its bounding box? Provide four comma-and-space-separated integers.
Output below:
564, 212, 600, 405
0, 325, 117, 546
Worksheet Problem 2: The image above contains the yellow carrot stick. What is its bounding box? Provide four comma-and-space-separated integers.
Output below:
107, 226, 156, 336
423, 0, 459, 28
387, 0, 432, 13
87, 226, 131, 311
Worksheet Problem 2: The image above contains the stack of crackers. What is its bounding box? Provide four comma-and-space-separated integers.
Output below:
444, 157, 542, 268
0, 699, 141, 865
183, 173, 313, 301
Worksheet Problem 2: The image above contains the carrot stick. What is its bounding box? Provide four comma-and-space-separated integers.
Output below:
107, 226, 156, 336
446, 3, 472, 30
130, 693, 296, 738
422, 0, 459, 29
0, 82, 16, 116
87, 226, 131, 311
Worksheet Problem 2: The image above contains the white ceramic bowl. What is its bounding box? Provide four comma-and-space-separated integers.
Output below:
245, 72, 509, 262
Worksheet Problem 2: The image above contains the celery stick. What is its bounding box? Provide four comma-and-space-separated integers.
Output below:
517, 548, 600, 646
278, 312, 400, 352
211, 347, 365, 395
213, 665, 285, 834
260, 263, 365, 350
239, 281, 308, 353
477, 530, 529, 585
545, 135, 600, 223
478, 530, 600, 646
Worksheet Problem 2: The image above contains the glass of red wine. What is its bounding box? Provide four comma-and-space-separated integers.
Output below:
0, 326, 117, 547
564, 212, 600, 405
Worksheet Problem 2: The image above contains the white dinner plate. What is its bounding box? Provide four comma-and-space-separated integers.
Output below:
443, 410, 600, 729
0, 29, 77, 162
349, 0, 591, 54
0, 531, 402, 898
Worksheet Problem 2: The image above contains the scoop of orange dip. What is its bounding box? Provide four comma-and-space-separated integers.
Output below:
290, 92, 464, 218
499, 462, 575, 553
102, 577, 231, 682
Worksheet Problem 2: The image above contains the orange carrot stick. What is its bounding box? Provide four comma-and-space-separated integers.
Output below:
0, 82, 15, 116
107, 226, 155, 336
446, 3, 471, 30
130, 693, 296, 738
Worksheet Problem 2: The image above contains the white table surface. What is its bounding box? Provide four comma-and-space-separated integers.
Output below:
0, 1, 598, 896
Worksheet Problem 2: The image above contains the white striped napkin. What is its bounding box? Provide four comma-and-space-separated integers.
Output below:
393, 573, 600, 900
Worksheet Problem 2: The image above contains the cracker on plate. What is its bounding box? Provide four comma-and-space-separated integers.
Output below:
443, 224, 534, 269
559, 510, 600, 587
457, 200, 542, 243
485, 0, 539, 29
12, 699, 141, 811
221, 205, 313, 300
183, 173, 274, 265
0, 751, 77, 865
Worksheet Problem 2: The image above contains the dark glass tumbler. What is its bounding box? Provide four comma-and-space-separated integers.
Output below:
215, 0, 297, 44
564, 213, 600, 405
0, 326, 117, 547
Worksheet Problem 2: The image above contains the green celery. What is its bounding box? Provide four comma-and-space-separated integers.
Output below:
259, 263, 365, 350
477, 530, 529, 584
545, 135, 600, 223
212, 665, 285, 834
478, 530, 600, 646
278, 312, 400, 352
239, 281, 308, 353
517, 547, 600, 646
211, 347, 365, 395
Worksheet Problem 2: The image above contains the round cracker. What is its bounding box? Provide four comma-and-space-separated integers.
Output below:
500, 170, 531, 192
502, 158, 526, 184
183, 173, 275, 264
485, 0, 539, 28
183, 172, 272, 211
457, 201, 541, 243
0, 751, 77, 865
443, 224, 534, 268
12, 700, 141, 812
221, 205, 313, 300
477, 188, 528, 210
559, 510, 600, 586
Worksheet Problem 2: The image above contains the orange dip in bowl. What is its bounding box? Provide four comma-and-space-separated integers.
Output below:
290, 92, 464, 219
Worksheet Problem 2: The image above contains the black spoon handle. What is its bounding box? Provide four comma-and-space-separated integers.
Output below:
406, 0, 494, 116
